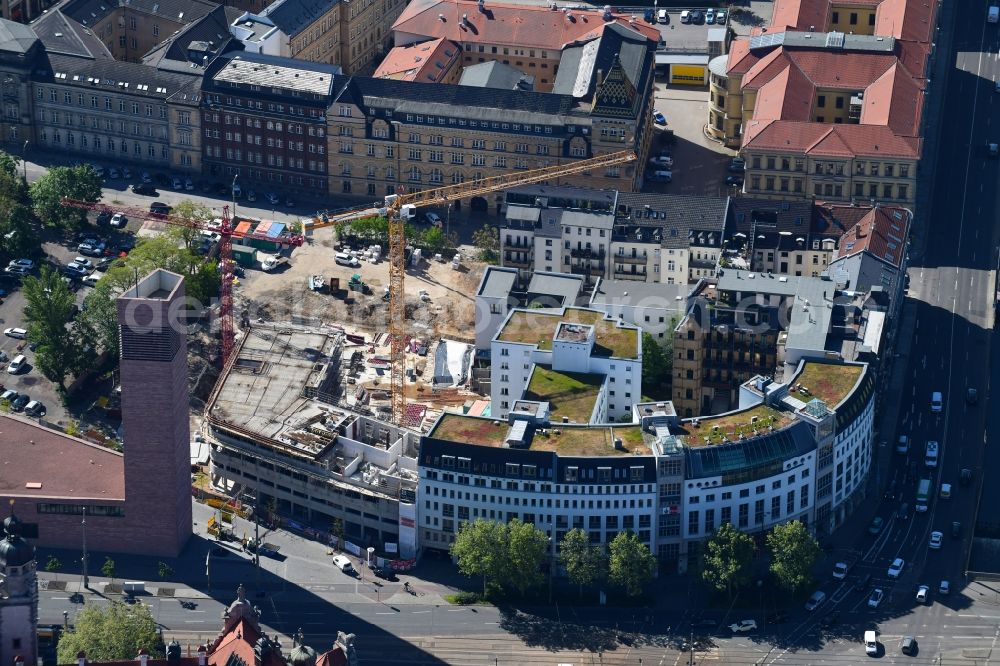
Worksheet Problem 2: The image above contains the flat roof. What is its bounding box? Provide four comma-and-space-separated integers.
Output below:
477, 266, 518, 299
429, 413, 650, 456
790, 361, 864, 408
0, 415, 124, 501
677, 405, 794, 448
591, 278, 690, 309
497, 307, 639, 358
209, 327, 341, 442
526, 272, 584, 306
525, 367, 602, 424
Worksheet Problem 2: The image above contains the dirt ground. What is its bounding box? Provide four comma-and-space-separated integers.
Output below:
236, 225, 483, 342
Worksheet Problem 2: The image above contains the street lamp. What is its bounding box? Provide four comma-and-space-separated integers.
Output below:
232, 174, 239, 221
81, 506, 89, 589
21, 140, 27, 182
62, 610, 68, 630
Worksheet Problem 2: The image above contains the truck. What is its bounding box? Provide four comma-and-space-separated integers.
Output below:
377, 195, 416, 221
989, 5, 998, 23
260, 254, 289, 272
915, 478, 931, 513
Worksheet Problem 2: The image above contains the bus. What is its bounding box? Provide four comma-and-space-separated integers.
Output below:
916, 478, 931, 512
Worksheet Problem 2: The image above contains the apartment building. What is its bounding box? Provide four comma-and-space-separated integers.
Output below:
374, 37, 462, 83
420, 357, 874, 570
826, 203, 910, 312
707, 0, 935, 211
490, 306, 641, 422
500, 186, 728, 286
229, 0, 405, 73
200, 52, 336, 197
390, 0, 659, 93
0, 20, 37, 148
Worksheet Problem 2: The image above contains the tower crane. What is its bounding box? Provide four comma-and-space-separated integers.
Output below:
62, 147, 636, 425
60, 199, 304, 364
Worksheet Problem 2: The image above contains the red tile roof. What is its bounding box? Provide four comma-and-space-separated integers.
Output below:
315, 647, 347, 666
752, 66, 814, 122
391, 0, 659, 51
831, 204, 911, 268
0, 415, 124, 501
744, 120, 920, 158
725, 38, 760, 76
374, 38, 462, 82
742, 48, 901, 93
770, 0, 830, 31
859, 61, 924, 135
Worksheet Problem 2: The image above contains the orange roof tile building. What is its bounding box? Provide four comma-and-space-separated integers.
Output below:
374, 37, 463, 84
706, 0, 936, 213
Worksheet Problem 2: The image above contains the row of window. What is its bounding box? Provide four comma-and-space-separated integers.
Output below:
38, 89, 167, 118
37, 132, 168, 159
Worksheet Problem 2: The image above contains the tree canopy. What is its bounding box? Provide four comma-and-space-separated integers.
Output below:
560, 528, 607, 596
767, 520, 821, 593
608, 531, 656, 597
101, 230, 219, 305
29, 165, 102, 229
641, 332, 672, 400
56, 602, 161, 663
702, 522, 755, 598
450, 518, 548, 596
471, 225, 499, 263
21, 266, 83, 388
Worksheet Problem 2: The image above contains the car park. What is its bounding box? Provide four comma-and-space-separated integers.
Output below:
64, 263, 89, 277
888, 558, 904, 578
900, 636, 917, 655
832, 562, 849, 579
867, 588, 884, 608
728, 620, 756, 633
656, 8, 667, 22
10, 394, 29, 411
804, 590, 826, 611
4, 265, 28, 277
868, 516, 884, 534
111, 213, 128, 228
653, 111, 667, 125
78, 241, 106, 257
4, 327, 27, 339
689, 9, 703, 23
929, 531, 943, 549
24, 400, 45, 417
916, 585, 929, 603
150, 202, 171, 216
650, 156, 674, 168
7, 354, 26, 374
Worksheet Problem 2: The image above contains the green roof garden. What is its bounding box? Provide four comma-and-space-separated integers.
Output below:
431, 413, 509, 447
525, 367, 603, 424
676, 405, 793, 447
791, 361, 864, 408
498, 307, 639, 359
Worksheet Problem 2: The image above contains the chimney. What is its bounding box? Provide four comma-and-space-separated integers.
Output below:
77, 652, 87, 666
138, 649, 150, 666
197, 647, 208, 666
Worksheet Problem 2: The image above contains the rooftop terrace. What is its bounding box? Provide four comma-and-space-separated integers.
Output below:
677, 405, 793, 447
498, 307, 639, 358
429, 414, 651, 456
525, 368, 602, 424
791, 361, 864, 408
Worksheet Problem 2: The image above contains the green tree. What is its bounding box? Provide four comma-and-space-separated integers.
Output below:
101, 556, 116, 584
702, 523, 754, 599
608, 531, 656, 597
451, 519, 508, 595
503, 518, 548, 596
157, 562, 174, 581
45, 555, 61, 581
21, 266, 81, 388
767, 520, 821, 593
29, 165, 102, 229
169, 199, 214, 252
471, 225, 499, 263
77, 282, 120, 359
56, 602, 162, 662
101, 232, 219, 305
419, 226, 452, 254
0, 202, 40, 263
450, 518, 547, 596
560, 528, 607, 597
641, 332, 672, 399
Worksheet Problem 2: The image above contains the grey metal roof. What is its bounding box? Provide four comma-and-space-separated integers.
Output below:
557, 209, 613, 229
142, 4, 240, 70
0, 18, 39, 54
590, 279, 690, 309
260, 0, 339, 38
614, 192, 727, 248
458, 60, 534, 91
505, 205, 540, 223
526, 272, 585, 306
553, 21, 650, 99
60, 0, 216, 30
31, 10, 112, 60
477, 266, 518, 299
211, 52, 340, 96
34, 51, 200, 99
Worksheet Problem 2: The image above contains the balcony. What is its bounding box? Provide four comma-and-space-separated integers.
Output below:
614, 253, 648, 265
503, 238, 531, 250
569, 247, 606, 260
570, 263, 606, 277
503, 254, 531, 269
613, 269, 647, 281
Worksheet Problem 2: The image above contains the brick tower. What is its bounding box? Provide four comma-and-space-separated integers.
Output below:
117, 269, 192, 556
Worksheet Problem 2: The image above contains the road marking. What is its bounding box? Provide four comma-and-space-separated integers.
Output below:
412, 610, 431, 614
445, 608, 465, 612
375, 612, 395, 615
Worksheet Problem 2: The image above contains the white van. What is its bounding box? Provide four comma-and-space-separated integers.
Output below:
332, 555, 355, 574
931, 391, 943, 412
6, 354, 25, 374
657, 8, 667, 23
865, 630, 878, 656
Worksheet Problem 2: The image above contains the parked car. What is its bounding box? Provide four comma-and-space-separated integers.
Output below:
185, 178, 195, 191
689, 9, 703, 23
888, 557, 905, 578
285, 196, 295, 207
82, 274, 101, 287
900, 636, 917, 656
73, 257, 94, 270
0, 389, 18, 402
265, 192, 280, 205
424, 212, 443, 227
171, 176, 184, 190
78, 241, 106, 257
247, 189, 257, 202
867, 588, 884, 608
804, 590, 826, 611
650, 156, 674, 168
716, 9, 727, 23
122, 167, 132, 179
4, 265, 28, 277
149, 202, 171, 216
111, 213, 128, 228
335, 252, 361, 268
916, 585, 929, 603
7, 354, 26, 374
10, 394, 29, 411
649, 170, 673, 182
725, 175, 744, 187
728, 620, 756, 633
939, 580, 950, 595
131, 183, 156, 195
729, 157, 746, 172
4, 327, 27, 339
107, 167, 120, 179
140, 171, 152, 184
653, 111, 667, 126
832, 562, 849, 580
679, 9, 690, 23
63, 262, 89, 277
371, 564, 396, 580
868, 516, 884, 534
705, 8, 715, 23
7, 259, 34, 271
24, 400, 45, 417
